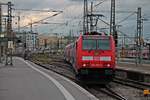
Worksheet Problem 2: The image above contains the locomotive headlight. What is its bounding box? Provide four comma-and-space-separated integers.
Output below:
104, 64, 111, 67
83, 64, 86, 67
107, 64, 111, 67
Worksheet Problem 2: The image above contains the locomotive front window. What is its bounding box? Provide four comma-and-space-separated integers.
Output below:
82, 40, 97, 50
97, 39, 110, 50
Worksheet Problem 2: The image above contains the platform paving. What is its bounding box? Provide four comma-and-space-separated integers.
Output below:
0, 57, 98, 100
117, 61, 150, 74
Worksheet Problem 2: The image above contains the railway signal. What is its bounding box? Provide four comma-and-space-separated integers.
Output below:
110, 0, 118, 48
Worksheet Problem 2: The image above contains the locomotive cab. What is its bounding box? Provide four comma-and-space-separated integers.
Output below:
76, 34, 116, 83
64, 32, 116, 84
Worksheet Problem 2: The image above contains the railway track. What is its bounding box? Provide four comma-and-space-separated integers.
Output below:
58, 60, 150, 92
105, 86, 127, 100
32, 60, 79, 82
31, 56, 150, 99
94, 86, 127, 100
32, 60, 129, 100
37, 60, 150, 90
47, 61, 128, 100
114, 77, 150, 90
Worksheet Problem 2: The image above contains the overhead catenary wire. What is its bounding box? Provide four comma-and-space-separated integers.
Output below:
94, 0, 109, 7
13, 2, 80, 31
117, 12, 136, 24
48, 1, 139, 37
13, 8, 62, 12
98, 18, 133, 40
12, 2, 78, 31
94, 10, 137, 14
50, 0, 108, 32
15, 12, 63, 30
38, 0, 110, 33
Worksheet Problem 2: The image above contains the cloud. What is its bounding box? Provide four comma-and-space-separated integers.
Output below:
2, 0, 150, 38
3, 0, 66, 9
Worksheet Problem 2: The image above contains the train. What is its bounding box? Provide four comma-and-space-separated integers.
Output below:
120, 47, 150, 59
64, 32, 116, 84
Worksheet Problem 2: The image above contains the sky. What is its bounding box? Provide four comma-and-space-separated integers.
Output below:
1, 0, 150, 42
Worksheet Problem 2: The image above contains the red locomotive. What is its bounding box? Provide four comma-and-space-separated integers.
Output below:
64, 32, 116, 84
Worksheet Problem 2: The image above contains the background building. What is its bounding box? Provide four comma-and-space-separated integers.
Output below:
15, 31, 38, 51
38, 34, 69, 53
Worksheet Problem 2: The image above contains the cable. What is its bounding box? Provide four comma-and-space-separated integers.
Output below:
15, 12, 62, 30
117, 12, 136, 24
63, 0, 108, 25
98, 18, 134, 39
99, 18, 110, 26
13, 8, 62, 12
13, 2, 80, 31
94, 0, 109, 7
47, 0, 108, 32
94, 10, 137, 14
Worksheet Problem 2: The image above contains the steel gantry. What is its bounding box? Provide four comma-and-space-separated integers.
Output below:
135, 7, 143, 65
0, 4, 2, 63
6, 2, 14, 65
0, 2, 14, 65
110, 0, 118, 47
0, 5, 2, 33
83, 0, 104, 34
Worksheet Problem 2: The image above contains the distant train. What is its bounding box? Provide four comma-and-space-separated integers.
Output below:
124, 49, 150, 59
64, 32, 116, 84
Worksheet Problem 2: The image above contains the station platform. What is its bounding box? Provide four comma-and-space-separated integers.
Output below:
117, 61, 150, 74
0, 57, 98, 100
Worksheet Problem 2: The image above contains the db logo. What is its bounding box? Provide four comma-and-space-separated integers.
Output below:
94, 51, 99, 56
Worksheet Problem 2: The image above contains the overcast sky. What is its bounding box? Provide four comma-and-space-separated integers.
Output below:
1, 0, 150, 41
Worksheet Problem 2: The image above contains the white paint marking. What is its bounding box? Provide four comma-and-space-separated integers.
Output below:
17, 57, 75, 100
24, 59, 99, 100
48, 67, 99, 100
